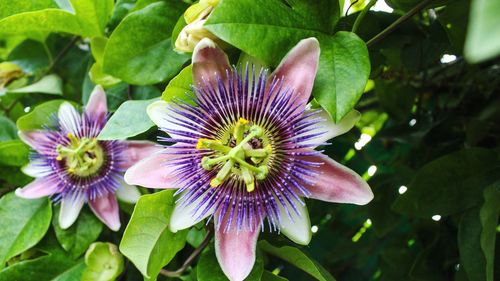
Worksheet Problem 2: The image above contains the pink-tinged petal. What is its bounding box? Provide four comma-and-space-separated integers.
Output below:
278, 197, 311, 245
304, 153, 373, 205
18, 130, 52, 153
302, 109, 361, 147
89, 192, 120, 231
59, 195, 85, 229
268, 37, 320, 110
58, 102, 81, 134
169, 195, 214, 233
214, 213, 260, 281
120, 140, 162, 169
124, 149, 179, 189
192, 38, 230, 86
115, 180, 141, 204
85, 85, 108, 120
15, 178, 59, 199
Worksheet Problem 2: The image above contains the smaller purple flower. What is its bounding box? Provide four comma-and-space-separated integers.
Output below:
16, 86, 161, 230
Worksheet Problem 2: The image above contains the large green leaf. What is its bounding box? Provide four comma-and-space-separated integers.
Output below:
0, 140, 29, 166
0, 192, 52, 269
464, 0, 500, 62
161, 64, 193, 103
458, 183, 500, 281
0, 115, 17, 141
0, 0, 56, 20
97, 98, 158, 140
259, 241, 336, 281
52, 206, 103, 258
120, 190, 187, 281
6, 74, 63, 95
197, 247, 264, 281
103, 1, 190, 85
68, 0, 114, 36
205, 0, 368, 121
392, 148, 500, 217
82, 242, 124, 281
0, 233, 84, 281
16, 99, 67, 131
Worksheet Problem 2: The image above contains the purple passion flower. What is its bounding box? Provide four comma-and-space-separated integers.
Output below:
16, 86, 161, 231
125, 38, 373, 281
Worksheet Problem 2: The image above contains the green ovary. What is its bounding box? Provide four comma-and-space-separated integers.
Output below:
56, 133, 105, 177
197, 118, 272, 192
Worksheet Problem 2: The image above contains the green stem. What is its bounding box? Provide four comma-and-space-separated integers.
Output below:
352, 0, 378, 33
366, 0, 435, 47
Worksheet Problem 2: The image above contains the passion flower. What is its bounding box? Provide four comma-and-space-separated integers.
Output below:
125, 38, 373, 281
16, 86, 161, 231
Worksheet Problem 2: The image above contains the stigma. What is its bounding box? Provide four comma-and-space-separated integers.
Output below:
197, 118, 272, 192
56, 133, 105, 177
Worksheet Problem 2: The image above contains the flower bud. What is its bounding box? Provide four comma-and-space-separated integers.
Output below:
0, 62, 23, 89
175, 0, 223, 52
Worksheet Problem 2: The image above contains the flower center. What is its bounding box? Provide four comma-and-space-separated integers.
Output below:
196, 118, 272, 192
56, 133, 105, 177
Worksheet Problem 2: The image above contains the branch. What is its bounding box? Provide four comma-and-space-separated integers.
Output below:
159, 229, 213, 278
352, 0, 378, 33
366, 0, 435, 47
45, 36, 79, 74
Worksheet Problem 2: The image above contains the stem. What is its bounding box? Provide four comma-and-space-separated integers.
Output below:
159, 229, 213, 277
46, 36, 79, 74
366, 0, 435, 47
352, 0, 378, 33
42, 42, 54, 65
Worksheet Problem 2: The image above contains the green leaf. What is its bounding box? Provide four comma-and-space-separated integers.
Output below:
69, 0, 114, 36
314, 32, 370, 122
197, 247, 264, 281
0, 192, 52, 269
16, 99, 66, 131
82, 242, 124, 281
259, 240, 336, 281
0, 115, 18, 141
393, 148, 500, 217
7, 74, 63, 95
97, 98, 158, 140
0, 0, 57, 20
0, 233, 84, 281
458, 183, 500, 281
374, 79, 416, 121
103, 1, 190, 85
52, 206, 103, 258
465, 0, 500, 62
0, 140, 29, 166
205, 0, 366, 121
120, 190, 187, 281
161, 64, 193, 103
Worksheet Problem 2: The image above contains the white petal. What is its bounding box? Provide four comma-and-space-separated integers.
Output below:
302, 109, 361, 147
169, 196, 214, 233
279, 197, 312, 245
147, 101, 196, 139
21, 159, 51, 178
58, 102, 81, 134
115, 182, 141, 204
59, 195, 85, 229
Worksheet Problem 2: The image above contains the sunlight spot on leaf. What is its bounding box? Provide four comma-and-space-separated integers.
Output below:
371, 0, 393, 13
432, 215, 442, 221
398, 185, 408, 194
440, 54, 457, 64
311, 225, 318, 233
409, 118, 417, 127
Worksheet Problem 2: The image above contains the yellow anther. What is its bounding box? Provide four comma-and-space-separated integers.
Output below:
196, 138, 209, 150
56, 156, 63, 161
237, 118, 249, 125
210, 178, 222, 187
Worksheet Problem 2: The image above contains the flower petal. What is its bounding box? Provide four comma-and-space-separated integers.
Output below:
58, 102, 81, 134
85, 85, 107, 121
120, 140, 162, 169
304, 153, 373, 205
302, 109, 361, 147
59, 195, 85, 229
18, 130, 52, 153
214, 213, 260, 281
192, 38, 230, 86
279, 197, 311, 245
21, 159, 52, 178
169, 195, 214, 233
124, 149, 179, 189
115, 181, 141, 204
89, 192, 121, 231
269, 37, 320, 110
147, 101, 197, 139
15, 178, 59, 199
